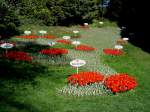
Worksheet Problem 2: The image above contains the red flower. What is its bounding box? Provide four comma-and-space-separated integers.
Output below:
16, 35, 38, 39
68, 72, 104, 86
56, 39, 72, 44
39, 48, 68, 55
3, 51, 33, 62
75, 44, 96, 51
104, 74, 137, 93
103, 48, 123, 56
42, 35, 56, 39
16, 35, 56, 39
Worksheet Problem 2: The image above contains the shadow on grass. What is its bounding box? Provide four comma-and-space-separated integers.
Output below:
0, 85, 40, 112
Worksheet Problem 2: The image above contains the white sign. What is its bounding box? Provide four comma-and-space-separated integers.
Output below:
99, 21, 104, 25
48, 41, 56, 46
72, 41, 81, 46
123, 38, 129, 41
0, 43, 14, 49
24, 30, 31, 35
73, 30, 79, 34
70, 59, 86, 67
84, 23, 88, 26
39, 30, 47, 34
114, 45, 123, 50
63, 36, 71, 40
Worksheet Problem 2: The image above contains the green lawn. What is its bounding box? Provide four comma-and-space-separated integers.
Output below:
0, 25, 150, 112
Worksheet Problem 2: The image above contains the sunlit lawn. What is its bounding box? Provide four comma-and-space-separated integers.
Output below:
0, 25, 150, 112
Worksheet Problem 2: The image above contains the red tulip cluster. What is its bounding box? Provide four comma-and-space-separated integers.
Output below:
56, 39, 72, 44
104, 74, 137, 93
16, 35, 38, 39
39, 48, 68, 55
103, 48, 123, 56
75, 44, 96, 51
16, 35, 56, 39
4, 51, 33, 61
68, 72, 104, 86
42, 35, 56, 39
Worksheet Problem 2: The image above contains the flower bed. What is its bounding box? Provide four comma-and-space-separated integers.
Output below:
42, 35, 56, 39
3, 51, 33, 62
16, 35, 56, 39
16, 35, 39, 39
68, 72, 104, 86
75, 44, 96, 51
104, 74, 137, 93
103, 48, 123, 56
56, 39, 72, 44
39, 48, 68, 55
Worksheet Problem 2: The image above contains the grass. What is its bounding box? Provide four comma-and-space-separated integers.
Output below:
0, 24, 150, 112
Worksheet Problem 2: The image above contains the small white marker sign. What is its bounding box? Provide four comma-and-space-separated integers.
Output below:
63, 36, 71, 40
72, 41, 81, 46
39, 30, 47, 34
73, 30, 79, 34
0, 43, 14, 49
70, 59, 86, 67
24, 31, 31, 35
84, 23, 88, 26
123, 38, 129, 41
114, 45, 123, 50
99, 21, 104, 25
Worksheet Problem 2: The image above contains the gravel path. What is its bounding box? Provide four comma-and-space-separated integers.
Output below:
67, 27, 120, 75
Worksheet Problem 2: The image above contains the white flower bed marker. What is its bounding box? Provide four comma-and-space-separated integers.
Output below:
70, 59, 86, 74
99, 21, 104, 25
0, 43, 14, 55
114, 45, 123, 50
123, 38, 129, 41
62, 36, 71, 40
72, 40, 81, 48
24, 30, 31, 35
39, 30, 47, 37
84, 23, 89, 26
73, 30, 79, 34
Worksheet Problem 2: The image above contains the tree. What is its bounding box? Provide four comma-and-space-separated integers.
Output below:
0, 0, 20, 38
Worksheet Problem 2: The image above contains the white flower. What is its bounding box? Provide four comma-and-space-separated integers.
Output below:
123, 38, 129, 41
62, 36, 71, 40
84, 23, 88, 26
99, 21, 104, 25
72, 41, 81, 45
0, 43, 14, 49
114, 45, 123, 49
24, 30, 31, 35
73, 30, 79, 34
39, 30, 47, 34
48, 41, 56, 46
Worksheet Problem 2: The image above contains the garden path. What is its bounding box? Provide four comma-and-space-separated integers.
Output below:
67, 27, 120, 75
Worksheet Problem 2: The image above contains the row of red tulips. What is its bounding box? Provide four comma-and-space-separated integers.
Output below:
3, 51, 33, 62
16, 35, 56, 39
68, 72, 137, 93
2, 48, 69, 62
103, 48, 123, 56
